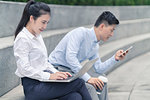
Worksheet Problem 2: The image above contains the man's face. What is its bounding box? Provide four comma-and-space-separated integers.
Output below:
96, 24, 116, 42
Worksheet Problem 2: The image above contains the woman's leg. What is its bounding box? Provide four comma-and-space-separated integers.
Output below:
22, 77, 92, 100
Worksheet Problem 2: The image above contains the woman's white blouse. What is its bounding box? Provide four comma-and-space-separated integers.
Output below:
14, 27, 58, 81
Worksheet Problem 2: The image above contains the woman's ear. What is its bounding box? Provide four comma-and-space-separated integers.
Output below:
29, 15, 34, 22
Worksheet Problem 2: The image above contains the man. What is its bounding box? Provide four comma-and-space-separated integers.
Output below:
49, 11, 127, 100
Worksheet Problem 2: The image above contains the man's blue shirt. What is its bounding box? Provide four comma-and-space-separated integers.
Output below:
49, 27, 117, 81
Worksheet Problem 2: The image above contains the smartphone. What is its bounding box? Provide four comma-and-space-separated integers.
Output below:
120, 46, 133, 57
124, 46, 133, 53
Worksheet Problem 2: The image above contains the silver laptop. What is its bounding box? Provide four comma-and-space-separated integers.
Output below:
43, 58, 98, 82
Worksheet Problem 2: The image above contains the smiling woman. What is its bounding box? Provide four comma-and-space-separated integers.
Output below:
25, 14, 50, 36
13, 0, 92, 100
14, 0, 51, 38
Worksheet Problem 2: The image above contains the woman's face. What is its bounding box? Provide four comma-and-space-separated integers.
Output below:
29, 13, 50, 35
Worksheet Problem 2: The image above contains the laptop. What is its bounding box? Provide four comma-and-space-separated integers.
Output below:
43, 58, 98, 82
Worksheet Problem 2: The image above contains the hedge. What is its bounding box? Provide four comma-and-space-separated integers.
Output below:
2, 0, 150, 5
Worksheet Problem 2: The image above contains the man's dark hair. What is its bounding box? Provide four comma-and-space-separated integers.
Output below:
94, 11, 119, 27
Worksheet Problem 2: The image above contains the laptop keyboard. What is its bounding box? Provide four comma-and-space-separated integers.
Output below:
65, 75, 74, 80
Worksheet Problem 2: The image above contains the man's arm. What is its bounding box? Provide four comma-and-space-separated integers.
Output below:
87, 49, 127, 90
90, 52, 117, 74
65, 28, 91, 81
91, 49, 127, 74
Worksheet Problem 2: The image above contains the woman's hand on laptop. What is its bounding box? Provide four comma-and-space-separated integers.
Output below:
87, 77, 104, 90
49, 72, 72, 80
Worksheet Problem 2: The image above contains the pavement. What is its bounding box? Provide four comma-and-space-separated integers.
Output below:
108, 51, 150, 100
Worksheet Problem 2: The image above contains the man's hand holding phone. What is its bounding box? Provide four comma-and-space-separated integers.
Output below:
115, 46, 133, 61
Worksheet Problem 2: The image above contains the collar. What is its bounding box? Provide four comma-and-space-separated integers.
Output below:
90, 27, 99, 43
23, 27, 40, 39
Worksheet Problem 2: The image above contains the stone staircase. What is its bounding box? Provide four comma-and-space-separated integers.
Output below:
108, 51, 150, 100
1, 1, 150, 100
1, 18, 150, 99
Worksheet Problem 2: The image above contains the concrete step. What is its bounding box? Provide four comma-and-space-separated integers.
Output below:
108, 51, 150, 100
0, 85, 24, 100
110, 18, 150, 42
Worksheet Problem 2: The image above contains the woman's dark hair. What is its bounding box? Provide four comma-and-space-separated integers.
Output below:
14, 0, 51, 39
94, 11, 119, 27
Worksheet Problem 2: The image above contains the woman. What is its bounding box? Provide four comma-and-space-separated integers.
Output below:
13, 1, 92, 100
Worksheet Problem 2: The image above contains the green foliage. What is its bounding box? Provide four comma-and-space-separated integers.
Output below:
2, 0, 150, 5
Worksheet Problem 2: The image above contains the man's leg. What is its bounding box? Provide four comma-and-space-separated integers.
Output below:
85, 83, 99, 100
88, 68, 109, 100
97, 83, 109, 100
86, 83, 109, 100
